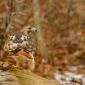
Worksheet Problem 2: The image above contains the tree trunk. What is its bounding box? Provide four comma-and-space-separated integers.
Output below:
32, 0, 48, 59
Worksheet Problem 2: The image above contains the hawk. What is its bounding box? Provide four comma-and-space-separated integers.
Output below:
1, 26, 37, 70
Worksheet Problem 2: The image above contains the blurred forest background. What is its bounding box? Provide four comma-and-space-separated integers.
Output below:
0, 0, 85, 78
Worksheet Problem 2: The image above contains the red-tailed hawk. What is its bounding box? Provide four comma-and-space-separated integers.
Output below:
3, 26, 37, 70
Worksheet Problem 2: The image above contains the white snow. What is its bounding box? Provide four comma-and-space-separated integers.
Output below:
54, 71, 85, 85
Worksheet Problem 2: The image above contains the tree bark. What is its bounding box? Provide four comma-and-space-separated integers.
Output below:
32, 0, 48, 59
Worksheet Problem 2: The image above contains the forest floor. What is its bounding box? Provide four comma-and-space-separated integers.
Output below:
0, 69, 61, 85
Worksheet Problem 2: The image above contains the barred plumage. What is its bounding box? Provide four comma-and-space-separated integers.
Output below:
4, 26, 37, 53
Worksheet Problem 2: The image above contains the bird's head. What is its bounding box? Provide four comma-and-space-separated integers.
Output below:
24, 26, 37, 34
28, 27, 37, 33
